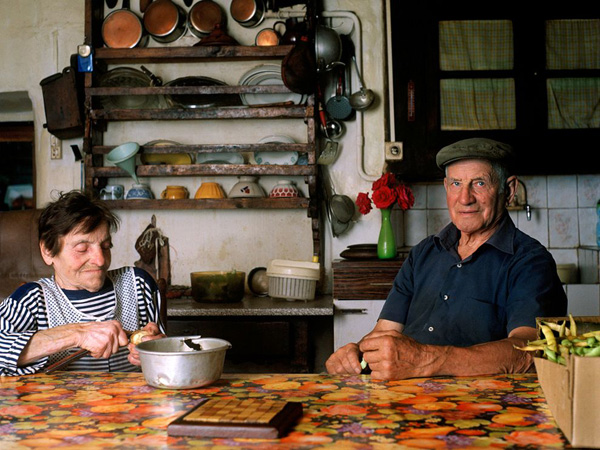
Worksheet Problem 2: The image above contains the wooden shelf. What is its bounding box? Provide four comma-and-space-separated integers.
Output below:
104, 198, 311, 211
93, 45, 294, 64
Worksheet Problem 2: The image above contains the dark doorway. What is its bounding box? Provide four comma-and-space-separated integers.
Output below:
0, 122, 35, 210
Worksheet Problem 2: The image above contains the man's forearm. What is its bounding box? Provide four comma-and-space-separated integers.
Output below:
431, 335, 535, 377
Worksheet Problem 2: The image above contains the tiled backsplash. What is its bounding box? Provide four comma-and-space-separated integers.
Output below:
396, 174, 600, 316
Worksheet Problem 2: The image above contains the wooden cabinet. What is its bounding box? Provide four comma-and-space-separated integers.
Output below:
82, 0, 322, 256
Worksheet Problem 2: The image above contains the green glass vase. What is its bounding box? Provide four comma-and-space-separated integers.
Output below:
377, 208, 397, 259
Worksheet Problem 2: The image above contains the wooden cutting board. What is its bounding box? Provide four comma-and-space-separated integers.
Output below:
167, 398, 302, 439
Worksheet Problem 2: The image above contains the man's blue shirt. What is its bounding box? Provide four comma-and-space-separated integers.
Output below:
379, 214, 567, 346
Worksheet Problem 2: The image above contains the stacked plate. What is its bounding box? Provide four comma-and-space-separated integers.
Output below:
238, 64, 306, 106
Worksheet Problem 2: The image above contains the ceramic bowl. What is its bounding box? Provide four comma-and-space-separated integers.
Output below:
126, 183, 154, 199
195, 182, 226, 199
269, 179, 300, 198
228, 176, 266, 198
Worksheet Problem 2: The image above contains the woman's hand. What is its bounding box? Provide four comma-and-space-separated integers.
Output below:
127, 322, 165, 366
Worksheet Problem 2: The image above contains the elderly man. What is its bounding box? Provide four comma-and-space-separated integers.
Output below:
0, 191, 165, 376
326, 138, 567, 380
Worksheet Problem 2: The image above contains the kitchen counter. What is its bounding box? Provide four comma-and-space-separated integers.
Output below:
0, 371, 573, 448
167, 295, 333, 317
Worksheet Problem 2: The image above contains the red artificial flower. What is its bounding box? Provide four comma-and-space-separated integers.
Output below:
356, 192, 372, 215
355, 172, 414, 215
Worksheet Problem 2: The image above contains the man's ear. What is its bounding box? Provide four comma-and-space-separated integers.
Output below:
505, 175, 518, 206
40, 242, 54, 266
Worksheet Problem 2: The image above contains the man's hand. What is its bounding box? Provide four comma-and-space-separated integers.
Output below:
359, 330, 447, 380
325, 342, 362, 375
127, 322, 165, 366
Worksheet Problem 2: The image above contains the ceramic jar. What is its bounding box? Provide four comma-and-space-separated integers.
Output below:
269, 179, 299, 198
161, 185, 189, 199
126, 183, 154, 199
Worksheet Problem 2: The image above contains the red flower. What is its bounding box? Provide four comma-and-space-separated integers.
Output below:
371, 186, 396, 209
356, 192, 372, 215
356, 173, 414, 215
396, 184, 415, 211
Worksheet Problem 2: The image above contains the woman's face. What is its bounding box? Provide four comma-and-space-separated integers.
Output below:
41, 222, 112, 292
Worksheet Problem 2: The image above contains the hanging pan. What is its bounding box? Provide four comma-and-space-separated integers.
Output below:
102, 0, 147, 48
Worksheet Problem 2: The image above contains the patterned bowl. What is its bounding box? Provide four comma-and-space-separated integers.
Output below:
269, 180, 299, 198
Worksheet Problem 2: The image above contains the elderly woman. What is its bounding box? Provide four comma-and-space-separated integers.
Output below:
0, 191, 165, 376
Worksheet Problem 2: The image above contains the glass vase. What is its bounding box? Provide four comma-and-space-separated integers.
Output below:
377, 208, 397, 259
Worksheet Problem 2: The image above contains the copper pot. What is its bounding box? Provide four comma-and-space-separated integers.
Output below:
143, 0, 187, 44
188, 0, 225, 39
229, 0, 265, 28
102, 0, 147, 48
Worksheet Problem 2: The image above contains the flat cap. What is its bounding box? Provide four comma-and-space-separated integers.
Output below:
436, 138, 514, 169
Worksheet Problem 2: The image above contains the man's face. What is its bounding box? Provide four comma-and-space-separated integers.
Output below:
443, 159, 508, 236
41, 222, 112, 292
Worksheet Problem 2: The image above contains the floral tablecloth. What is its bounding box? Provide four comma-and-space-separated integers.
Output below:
0, 371, 572, 449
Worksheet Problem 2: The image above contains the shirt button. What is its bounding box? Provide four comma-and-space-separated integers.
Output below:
428, 326, 434, 332
443, 294, 449, 301
457, 263, 462, 268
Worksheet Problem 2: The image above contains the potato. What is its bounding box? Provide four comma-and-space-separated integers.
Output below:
130, 330, 150, 345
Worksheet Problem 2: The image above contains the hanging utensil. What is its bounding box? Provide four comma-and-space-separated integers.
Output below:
326, 65, 353, 120
349, 55, 375, 111
322, 167, 352, 237
316, 94, 340, 165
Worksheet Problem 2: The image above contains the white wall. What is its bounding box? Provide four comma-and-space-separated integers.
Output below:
0, 0, 388, 288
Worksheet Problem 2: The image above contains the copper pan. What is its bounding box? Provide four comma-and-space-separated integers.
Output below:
188, 0, 225, 39
143, 0, 187, 44
102, 0, 147, 48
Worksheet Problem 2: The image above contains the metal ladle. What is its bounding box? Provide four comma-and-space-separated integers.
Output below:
349, 55, 375, 111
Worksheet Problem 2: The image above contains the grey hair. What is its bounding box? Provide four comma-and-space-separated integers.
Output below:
445, 160, 510, 194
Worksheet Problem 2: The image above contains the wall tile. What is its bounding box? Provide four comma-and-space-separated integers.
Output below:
404, 209, 427, 246
519, 176, 547, 208
427, 209, 450, 236
578, 248, 600, 284
565, 284, 600, 316
577, 175, 600, 208
549, 209, 579, 248
409, 184, 428, 209
579, 207, 597, 247
547, 175, 577, 208
426, 183, 446, 209
516, 207, 548, 247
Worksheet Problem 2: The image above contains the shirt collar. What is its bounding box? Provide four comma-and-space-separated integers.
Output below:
434, 212, 516, 255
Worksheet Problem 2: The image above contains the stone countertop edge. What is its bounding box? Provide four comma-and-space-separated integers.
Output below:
167, 295, 334, 317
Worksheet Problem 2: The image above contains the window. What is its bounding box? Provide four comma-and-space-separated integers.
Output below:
388, 2, 600, 180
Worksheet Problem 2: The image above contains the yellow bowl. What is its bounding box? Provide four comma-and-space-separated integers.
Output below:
195, 182, 226, 199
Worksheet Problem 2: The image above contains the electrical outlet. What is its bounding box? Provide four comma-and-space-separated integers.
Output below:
385, 141, 403, 161
50, 136, 62, 160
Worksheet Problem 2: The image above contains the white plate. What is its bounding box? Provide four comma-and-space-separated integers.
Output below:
239, 64, 304, 106
252, 135, 298, 165
196, 153, 244, 164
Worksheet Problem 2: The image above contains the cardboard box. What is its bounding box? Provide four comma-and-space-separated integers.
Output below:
534, 316, 600, 448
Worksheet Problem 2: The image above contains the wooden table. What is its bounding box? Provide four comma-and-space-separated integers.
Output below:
0, 371, 575, 448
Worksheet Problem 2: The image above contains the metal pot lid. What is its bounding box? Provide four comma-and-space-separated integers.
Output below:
189, 0, 224, 35
143, 0, 180, 37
